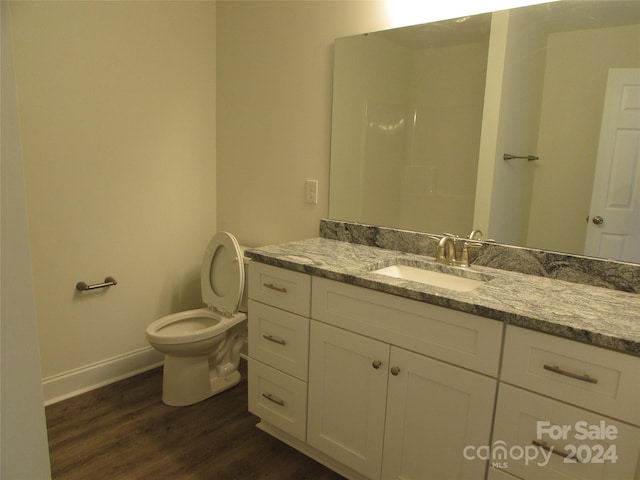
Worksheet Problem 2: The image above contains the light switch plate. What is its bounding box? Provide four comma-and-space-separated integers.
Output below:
305, 179, 318, 204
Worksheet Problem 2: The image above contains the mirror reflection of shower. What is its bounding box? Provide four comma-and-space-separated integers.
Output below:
335, 26, 489, 234
330, 2, 640, 261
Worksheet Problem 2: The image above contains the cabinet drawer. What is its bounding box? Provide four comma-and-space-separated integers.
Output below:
487, 467, 524, 480
311, 277, 503, 376
493, 384, 640, 480
248, 263, 311, 316
248, 358, 307, 442
248, 299, 309, 381
501, 326, 640, 426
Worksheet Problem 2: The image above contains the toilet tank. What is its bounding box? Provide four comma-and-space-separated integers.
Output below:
239, 247, 250, 313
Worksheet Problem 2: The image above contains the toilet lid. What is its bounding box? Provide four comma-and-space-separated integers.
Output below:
201, 232, 244, 317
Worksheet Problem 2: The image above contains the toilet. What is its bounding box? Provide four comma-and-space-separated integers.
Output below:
146, 232, 249, 406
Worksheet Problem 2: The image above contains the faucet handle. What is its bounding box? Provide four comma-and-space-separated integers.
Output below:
426, 234, 441, 244
456, 240, 482, 268
468, 229, 483, 240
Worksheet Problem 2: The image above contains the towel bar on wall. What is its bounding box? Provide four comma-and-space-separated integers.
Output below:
503, 153, 539, 161
76, 276, 117, 291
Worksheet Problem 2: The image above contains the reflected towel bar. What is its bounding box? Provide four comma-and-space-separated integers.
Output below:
76, 276, 117, 291
503, 153, 539, 161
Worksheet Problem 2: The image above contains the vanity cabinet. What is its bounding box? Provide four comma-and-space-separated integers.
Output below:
247, 263, 640, 480
247, 263, 311, 442
309, 278, 502, 480
490, 326, 640, 480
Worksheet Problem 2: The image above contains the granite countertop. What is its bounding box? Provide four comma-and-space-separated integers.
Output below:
246, 238, 640, 356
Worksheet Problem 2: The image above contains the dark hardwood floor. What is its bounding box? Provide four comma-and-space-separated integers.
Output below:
45, 361, 344, 480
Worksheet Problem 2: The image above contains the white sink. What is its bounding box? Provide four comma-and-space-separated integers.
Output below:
372, 264, 487, 292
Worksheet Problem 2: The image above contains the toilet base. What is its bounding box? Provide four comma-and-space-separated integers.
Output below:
161, 354, 241, 407
210, 370, 241, 396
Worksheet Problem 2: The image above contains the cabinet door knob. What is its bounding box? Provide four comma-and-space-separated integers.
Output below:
372, 360, 382, 369
390, 366, 400, 376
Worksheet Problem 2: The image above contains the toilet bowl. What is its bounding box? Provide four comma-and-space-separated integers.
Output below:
146, 232, 248, 406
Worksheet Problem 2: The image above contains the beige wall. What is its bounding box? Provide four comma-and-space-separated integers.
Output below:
216, 1, 536, 247
7, 0, 550, 401
216, 1, 392, 247
476, 8, 547, 245
528, 24, 640, 254
10, 1, 217, 381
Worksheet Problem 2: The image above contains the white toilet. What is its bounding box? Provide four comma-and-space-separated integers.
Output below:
146, 232, 248, 406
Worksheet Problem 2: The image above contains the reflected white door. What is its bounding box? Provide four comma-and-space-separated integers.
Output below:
585, 68, 640, 262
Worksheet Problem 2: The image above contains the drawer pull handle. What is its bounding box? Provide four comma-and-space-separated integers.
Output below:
543, 364, 598, 384
263, 334, 287, 346
390, 366, 401, 376
372, 360, 382, 369
262, 393, 285, 407
532, 440, 581, 463
264, 283, 287, 293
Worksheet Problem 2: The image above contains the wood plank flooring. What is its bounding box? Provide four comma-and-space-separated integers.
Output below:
45, 361, 344, 480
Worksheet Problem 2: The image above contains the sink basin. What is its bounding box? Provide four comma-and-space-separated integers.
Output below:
372, 263, 488, 292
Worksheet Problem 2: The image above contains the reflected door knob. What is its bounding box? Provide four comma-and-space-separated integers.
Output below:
592, 216, 604, 225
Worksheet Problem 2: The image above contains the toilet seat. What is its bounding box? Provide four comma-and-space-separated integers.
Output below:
201, 231, 244, 317
146, 308, 246, 345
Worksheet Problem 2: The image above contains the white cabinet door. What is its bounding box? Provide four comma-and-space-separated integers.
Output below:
382, 347, 497, 480
307, 320, 390, 480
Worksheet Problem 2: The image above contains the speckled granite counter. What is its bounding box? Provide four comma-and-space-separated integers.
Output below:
246, 238, 640, 356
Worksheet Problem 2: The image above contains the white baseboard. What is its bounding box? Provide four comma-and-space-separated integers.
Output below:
42, 346, 164, 406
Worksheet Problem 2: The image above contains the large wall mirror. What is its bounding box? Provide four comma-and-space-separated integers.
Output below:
329, 1, 640, 263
